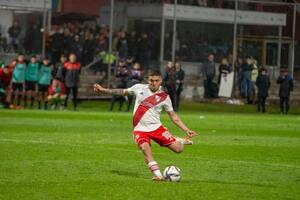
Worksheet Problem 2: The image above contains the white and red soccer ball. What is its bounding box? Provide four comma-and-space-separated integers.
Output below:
163, 165, 181, 182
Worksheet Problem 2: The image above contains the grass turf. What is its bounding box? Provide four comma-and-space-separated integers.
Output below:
0, 101, 300, 200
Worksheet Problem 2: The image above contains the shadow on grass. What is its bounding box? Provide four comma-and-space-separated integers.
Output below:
183, 179, 277, 188
110, 170, 141, 178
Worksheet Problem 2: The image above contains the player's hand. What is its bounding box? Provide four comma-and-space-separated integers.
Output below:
185, 129, 198, 139
93, 83, 105, 93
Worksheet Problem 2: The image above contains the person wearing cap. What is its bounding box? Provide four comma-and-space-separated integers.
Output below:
0, 65, 12, 108
277, 68, 293, 114
256, 68, 270, 113
37, 57, 52, 110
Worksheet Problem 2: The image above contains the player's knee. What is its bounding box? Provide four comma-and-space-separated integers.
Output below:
139, 142, 148, 151
175, 148, 183, 154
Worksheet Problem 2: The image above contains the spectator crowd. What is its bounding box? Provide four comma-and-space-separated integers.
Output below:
201, 53, 294, 114
0, 19, 295, 114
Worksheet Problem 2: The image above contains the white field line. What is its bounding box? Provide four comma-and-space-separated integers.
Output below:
0, 138, 299, 170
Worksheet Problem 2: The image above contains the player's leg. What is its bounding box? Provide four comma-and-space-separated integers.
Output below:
72, 87, 78, 110
262, 97, 266, 113
60, 95, 66, 110
47, 95, 54, 109
10, 84, 16, 107
64, 87, 71, 109
134, 131, 163, 180
37, 85, 43, 109
16, 84, 23, 108
280, 97, 284, 114
167, 140, 184, 153
44, 90, 49, 110
24, 86, 28, 108
139, 142, 163, 180
127, 95, 132, 112
30, 85, 36, 108
118, 96, 124, 111
152, 126, 192, 153
285, 97, 289, 114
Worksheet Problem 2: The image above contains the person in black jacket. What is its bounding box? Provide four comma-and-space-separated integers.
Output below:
8, 22, 21, 52
201, 54, 216, 98
163, 61, 176, 106
174, 62, 185, 111
110, 59, 128, 111
241, 56, 254, 104
256, 68, 270, 113
126, 62, 143, 111
50, 28, 63, 64
54, 54, 67, 81
63, 53, 81, 110
117, 31, 128, 60
70, 35, 83, 63
82, 31, 96, 65
277, 68, 293, 114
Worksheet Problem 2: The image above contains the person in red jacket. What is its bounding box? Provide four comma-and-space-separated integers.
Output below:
63, 53, 81, 110
47, 78, 66, 110
0, 65, 13, 108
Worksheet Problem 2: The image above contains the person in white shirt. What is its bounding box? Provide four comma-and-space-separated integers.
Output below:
93, 70, 198, 181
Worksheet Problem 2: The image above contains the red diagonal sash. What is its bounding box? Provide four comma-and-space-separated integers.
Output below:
133, 92, 168, 127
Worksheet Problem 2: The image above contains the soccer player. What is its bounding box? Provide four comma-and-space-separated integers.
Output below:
0, 65, 12, 108
38, 58, 52, 110
24, 55, 39, 108
94, 70, 198, 181
48, 78, 66, 110
11, 54, 26, 109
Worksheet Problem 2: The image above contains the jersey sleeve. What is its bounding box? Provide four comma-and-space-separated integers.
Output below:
163, 95, 174, 112
126, 84, 142, 95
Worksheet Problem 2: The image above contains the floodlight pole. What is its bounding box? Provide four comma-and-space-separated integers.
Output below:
171, 0, 177, 63
291, 3, 296, 77
108, 0, 114, 87
160, 17, 165, 64
277, 26, 282, 68
231, 0, 238, 98
42, 0, 47, 58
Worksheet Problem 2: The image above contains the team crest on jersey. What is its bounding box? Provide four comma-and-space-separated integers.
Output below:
155, 95, 161, 102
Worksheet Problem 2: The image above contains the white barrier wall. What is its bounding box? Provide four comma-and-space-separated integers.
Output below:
0, 9, 13, 38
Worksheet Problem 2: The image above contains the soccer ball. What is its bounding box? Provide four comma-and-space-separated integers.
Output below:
163, 165, 181, 182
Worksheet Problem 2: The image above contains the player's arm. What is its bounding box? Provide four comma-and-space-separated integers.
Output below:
167, 111, 198, 139
93, 83, 129, 96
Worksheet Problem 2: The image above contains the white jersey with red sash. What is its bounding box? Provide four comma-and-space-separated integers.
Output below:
126, 84, 174, 132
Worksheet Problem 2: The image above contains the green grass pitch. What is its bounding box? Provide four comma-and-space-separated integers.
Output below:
0, 102, 300, 199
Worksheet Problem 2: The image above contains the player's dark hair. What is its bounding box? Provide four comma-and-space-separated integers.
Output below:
148, 70, 162, 77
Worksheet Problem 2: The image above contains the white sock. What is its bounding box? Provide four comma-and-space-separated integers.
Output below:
148, 161, 162, 177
